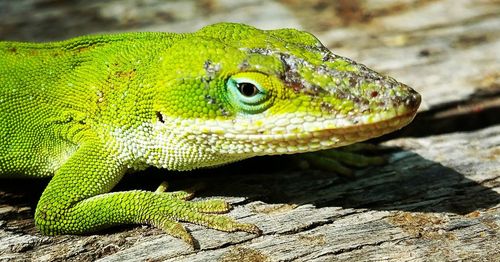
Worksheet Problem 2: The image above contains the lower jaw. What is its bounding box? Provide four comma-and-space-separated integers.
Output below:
248, 111, 417, 155
212, 110, 418, 156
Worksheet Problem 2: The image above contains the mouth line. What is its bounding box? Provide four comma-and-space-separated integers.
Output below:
218, 109, 418, 143
318, 108, 418, 136
208, 109, 419, 156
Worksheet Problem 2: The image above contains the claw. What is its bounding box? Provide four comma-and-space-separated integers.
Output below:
237, 223, 262, 235
155, 181, 169, 193
183, 212, 261, 235
155, 219, 196, 248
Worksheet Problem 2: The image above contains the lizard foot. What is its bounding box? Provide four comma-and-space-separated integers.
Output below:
155, 181, 206, 200
151, 183, 261, 247
293, 143, 387, 176
152, 205, 261, 248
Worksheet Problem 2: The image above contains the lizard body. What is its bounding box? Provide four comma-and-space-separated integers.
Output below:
0, 23, 420, 245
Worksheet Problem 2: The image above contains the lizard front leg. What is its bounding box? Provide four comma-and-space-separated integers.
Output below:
34, 139, 260, 246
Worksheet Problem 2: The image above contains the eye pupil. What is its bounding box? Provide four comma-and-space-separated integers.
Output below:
237, 82, 259, 97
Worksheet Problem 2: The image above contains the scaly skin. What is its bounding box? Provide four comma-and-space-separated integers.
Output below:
0, 23, 420, 245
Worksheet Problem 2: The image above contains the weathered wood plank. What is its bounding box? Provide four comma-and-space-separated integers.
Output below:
1, 0, 499, 261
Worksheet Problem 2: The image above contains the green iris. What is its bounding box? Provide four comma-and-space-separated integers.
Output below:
226, 76, 272, 114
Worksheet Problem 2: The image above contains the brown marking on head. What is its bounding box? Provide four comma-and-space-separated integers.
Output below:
320, 101, 334, 113
77, 46, 90, 52
115, 69, 137, 79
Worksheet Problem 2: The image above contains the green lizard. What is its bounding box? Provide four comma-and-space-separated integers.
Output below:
0, 23, 420, 245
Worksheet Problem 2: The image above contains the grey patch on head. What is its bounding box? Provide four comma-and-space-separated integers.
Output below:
305, 85, 329, 96
203, 93, 230, 117
334, 89, 349, 99
200, 61, 228, 116
279, 53, 330, 96
220, 107, 230, 116
320, 101, 334, 113
322, 52, 337, 62
201, 77, 211, 89
245, 48, 273, 56
316, 41, 327, 49
243, 46, 408, 110
238, 59, 250, 71
204, 94, 216, 104
204, 60, 221, 79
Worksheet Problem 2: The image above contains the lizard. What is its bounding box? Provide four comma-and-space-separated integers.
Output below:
0, 22, 421, 246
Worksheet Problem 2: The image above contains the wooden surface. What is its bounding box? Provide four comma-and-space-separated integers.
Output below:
1, 0, 499, 261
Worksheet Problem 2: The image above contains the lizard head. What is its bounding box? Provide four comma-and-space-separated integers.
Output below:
152, 23, 421, 169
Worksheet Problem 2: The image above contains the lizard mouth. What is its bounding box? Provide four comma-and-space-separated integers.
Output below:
320, 108, 418, 136
307, 108, 417, 144
153, 103, 419, 156
234, 109, 417, 154
182, 106, 420, 156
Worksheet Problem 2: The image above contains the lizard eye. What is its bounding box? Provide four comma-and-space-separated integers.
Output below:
237, 82, 259, 97
226, 73, 273, 114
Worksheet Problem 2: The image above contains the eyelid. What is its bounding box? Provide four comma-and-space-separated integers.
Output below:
232, 77, 265, 93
